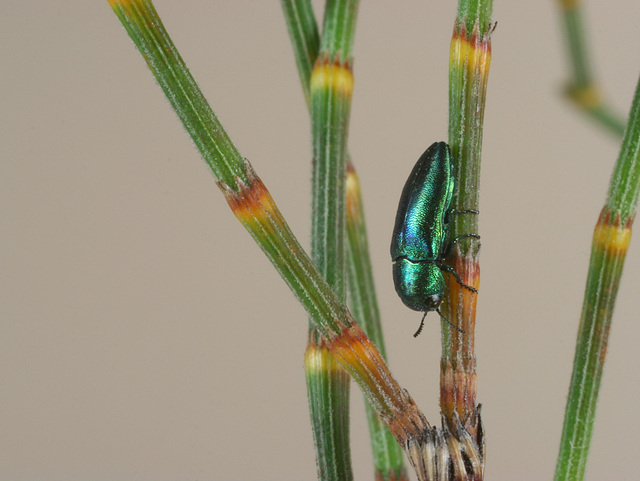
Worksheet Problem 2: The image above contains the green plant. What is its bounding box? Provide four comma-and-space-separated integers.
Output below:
103, 1, 640, 480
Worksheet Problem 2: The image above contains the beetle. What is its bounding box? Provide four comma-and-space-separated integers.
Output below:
390, 141, 479, 337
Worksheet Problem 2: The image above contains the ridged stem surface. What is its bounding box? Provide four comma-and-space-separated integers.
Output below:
280, 0, 319, 105
281, 1, 406, 479
107, 0, 246, 189
555, 74, 640, 481
305, 1, 359, 480
432, 3, 493, 480
108, 2, 454, 480
442, 1, 492, 431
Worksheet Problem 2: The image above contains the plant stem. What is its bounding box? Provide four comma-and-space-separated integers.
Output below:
107, 0, 247, 189
305, 1, 360, 479
556, 0, 625, 136
108, 2, 474, 479
555, 73, 640, 481
442, 0, 492, 433
309, 0, 358, 314
280, 0, 319, 105
281, 1, 406, 479
345, 164, 408, 481
432, 4, 493, 479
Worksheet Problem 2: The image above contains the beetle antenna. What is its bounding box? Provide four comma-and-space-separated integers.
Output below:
413, 312, 428, 338
436, 308, 465, 333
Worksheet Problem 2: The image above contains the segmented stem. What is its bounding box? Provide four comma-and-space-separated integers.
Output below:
108, 2, 482, 479
304, 2, 360, 480
282, 1, 406, 479
556, 0, 625, 136
443, 1, 492, 429
555, 73, 640, 481
438, 2, 493, 479
107, 0, 246, 188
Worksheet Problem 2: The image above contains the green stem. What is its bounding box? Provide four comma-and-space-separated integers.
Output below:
281, 2, 406, 478
346, 163, 407, 481
457, 0, 493, 34
280, 0, 319, 105
555, 73, 640, 481
108, 0, 246, 189
441, 2, 492, 431
557, 0, 625, 136
448, 0, 493, 261
306, 2, 359, 481
108, 2, 437, 480
606, 84, 640, 218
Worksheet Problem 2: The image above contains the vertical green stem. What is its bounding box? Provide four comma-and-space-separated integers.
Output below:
281, 2, 407, 478
441, 0, 492, 432
280, 0, 319, 105
555, 74, 640, 481
345, 164, 407, 481
305, 2, 359, 481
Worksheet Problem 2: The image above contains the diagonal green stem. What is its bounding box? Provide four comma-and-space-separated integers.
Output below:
107, 3, 440, 480
556, 0, 625, 136
555, 73, 640, 481
107, 0, 247, 189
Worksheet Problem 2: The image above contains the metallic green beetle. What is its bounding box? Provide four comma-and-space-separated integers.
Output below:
391, 142, 478, 336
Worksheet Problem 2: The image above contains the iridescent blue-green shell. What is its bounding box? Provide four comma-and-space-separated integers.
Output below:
390, 142, 454, 311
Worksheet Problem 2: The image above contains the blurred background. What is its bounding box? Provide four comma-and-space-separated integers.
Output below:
2, 1, 640, 479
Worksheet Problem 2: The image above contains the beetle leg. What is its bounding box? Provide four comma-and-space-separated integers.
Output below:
439, 263, 478, 293
450, 233, 481, 244
446, 208, 479, 223
443, 233, 481, 258
450, 208, 479, 215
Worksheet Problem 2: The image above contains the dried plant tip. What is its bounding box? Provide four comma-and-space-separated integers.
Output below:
450, 410, 483, 478
421, 430, 438, 481
435, 430, 449, 481
403, 422, 484, 481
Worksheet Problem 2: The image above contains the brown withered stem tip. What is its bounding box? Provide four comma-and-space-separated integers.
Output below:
404, 407, 485, 481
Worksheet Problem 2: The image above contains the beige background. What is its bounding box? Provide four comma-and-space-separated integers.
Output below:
2, 1, 640, 480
